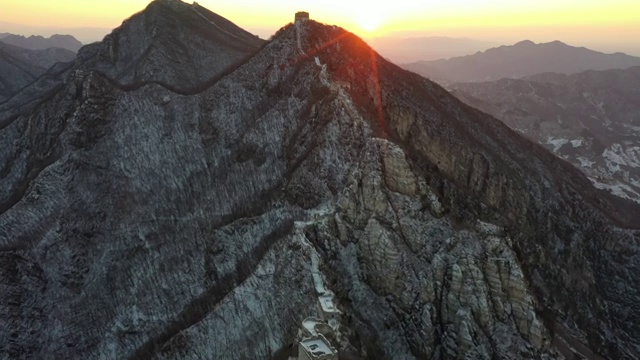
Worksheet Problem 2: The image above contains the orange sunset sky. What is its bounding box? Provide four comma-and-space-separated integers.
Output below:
1, 0, 639, 54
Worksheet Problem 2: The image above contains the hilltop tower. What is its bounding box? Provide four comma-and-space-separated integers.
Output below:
295, 11, 310, 23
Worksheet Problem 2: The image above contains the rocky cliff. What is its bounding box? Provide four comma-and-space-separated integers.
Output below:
0, 1, 639, 359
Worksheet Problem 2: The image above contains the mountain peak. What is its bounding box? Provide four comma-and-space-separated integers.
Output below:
75, 0, 264, 91
3, 2, 640, 360
0, 33, 83, 52
514, 40, 535, 47
547, 40, 567, 46
403, 38, 640, 83
152, 0, 188, 9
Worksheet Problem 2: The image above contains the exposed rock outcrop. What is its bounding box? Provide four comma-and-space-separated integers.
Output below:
0, 2, 639, 359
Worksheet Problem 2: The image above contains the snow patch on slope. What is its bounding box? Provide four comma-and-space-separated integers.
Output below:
577, 157, 595, 168
603, 144, 640, 173
591, 178, 640, 204
546, 137, 569, 153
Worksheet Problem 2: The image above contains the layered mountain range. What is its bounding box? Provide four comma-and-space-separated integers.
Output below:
0, 33, 83, 53
451, 67, 640, 204
403, 40, 640, 84
1, 1, 639, 359
369, 36, 497, 63
0, 42, 76, 102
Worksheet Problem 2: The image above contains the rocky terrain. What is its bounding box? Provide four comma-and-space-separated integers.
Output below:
1, 1, 639, 359
0, 34, 83, 53
0, 42, 76, 102
451, 67, 640, 203
403, 40, 640, 84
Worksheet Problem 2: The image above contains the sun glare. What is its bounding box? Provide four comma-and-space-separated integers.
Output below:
356, 10, 383, 33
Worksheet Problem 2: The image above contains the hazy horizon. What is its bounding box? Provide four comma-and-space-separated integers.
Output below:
1, 0, 639, 58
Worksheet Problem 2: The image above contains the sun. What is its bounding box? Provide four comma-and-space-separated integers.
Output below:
356, 10, 383, 33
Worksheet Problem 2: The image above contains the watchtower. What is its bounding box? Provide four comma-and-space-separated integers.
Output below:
295, 11, 310, 23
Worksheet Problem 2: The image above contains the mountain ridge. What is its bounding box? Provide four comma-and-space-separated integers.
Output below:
0, 33, 83, 53
369, 36, 497, 63
1, 2, 639, 359
403, 40, 640, 83
80, 0, 264, 91
0, 42, 75, 103
451, 66, 640, 204
0, 0, 265, 126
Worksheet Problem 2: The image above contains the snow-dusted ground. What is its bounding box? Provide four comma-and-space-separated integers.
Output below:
591, 178, 640, 203
603, 144, 640, 170
302, 317, 324, 336
539, 140, 640, 203
4, 7, 640, 358
577, 157, 595, 168
295, 220, 330, 295
546, 137, 569, 153
452, 70, 640, 205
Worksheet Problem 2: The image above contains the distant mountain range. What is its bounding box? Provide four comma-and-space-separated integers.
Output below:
0, 21, 110, 44
0, 33, 83, 52
404, 40, 640, 84
452, 66, 640, 203
0, 42, 75, 102
369, 36, 497, 63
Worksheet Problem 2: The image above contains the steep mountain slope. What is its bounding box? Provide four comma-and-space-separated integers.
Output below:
0, 0, 265, 130
0, 33, 83, 52
0, 42, 76, 102
403, 40, 640, 84
451, 67, 640, 203
1, 1, 639, 359
77, 0, 264, 92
